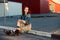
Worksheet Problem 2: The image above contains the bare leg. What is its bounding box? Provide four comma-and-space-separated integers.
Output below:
16, 19, 31, 33
27, 24, 32, 30
16, 19, 26, 32
17, 19, 22, 27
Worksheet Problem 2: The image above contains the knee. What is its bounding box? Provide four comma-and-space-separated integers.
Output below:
17, 19, 22, 23
18, 19, 21, 22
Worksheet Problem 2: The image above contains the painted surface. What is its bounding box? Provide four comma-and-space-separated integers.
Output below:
9, 0, 58, 14
3, 0, 60, 14
2, 0, 60, 14
49, 0, 60, 13
40, 0, 50, 13
8, 0, 40, 14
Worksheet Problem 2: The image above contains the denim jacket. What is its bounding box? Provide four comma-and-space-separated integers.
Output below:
20, 14, 31, 24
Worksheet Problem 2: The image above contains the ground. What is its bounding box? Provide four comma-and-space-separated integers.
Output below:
0, 13, 60, 40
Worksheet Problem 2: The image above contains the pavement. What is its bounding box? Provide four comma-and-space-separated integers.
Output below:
0, 13, 60, 40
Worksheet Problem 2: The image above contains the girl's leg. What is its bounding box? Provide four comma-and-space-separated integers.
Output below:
16, 19, 32, 33
27, 24, 32, 30
16, 19, 22, 27
21, 24, 32, 33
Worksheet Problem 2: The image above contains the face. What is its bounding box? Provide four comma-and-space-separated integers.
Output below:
24, 7, 29, 14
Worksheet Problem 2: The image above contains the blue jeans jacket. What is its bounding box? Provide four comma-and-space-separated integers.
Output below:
20, 14, 31, 24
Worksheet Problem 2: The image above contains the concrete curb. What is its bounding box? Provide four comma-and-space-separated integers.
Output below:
0, 26, 60, 39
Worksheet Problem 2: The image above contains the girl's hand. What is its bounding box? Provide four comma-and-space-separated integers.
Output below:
21, 20, 26, 24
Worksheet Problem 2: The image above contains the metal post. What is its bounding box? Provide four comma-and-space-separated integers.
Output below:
4, 0, 6, 26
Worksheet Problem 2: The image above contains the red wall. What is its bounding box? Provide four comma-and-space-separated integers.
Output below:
40, 0, 50, 13
9, 0, 40, 14
30, 0, 40, 14
9, 0, 50, 14
20, 0, 40, 14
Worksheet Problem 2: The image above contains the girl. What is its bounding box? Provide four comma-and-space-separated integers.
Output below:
16, 6, 32, 34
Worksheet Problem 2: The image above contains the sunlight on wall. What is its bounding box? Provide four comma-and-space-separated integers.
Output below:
5, 3, 9, 11
52, 0, 60, 4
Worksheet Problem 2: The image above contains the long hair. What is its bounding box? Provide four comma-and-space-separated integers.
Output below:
22, 6, 31, 16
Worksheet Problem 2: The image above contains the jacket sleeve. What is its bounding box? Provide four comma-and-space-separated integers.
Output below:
26, 14, 31, 24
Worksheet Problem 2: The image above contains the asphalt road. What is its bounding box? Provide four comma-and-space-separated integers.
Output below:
0, 14, 60, 40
